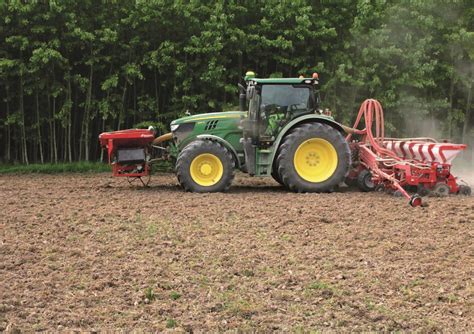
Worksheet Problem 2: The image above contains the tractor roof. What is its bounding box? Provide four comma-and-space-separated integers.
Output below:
250, 77, 318, 85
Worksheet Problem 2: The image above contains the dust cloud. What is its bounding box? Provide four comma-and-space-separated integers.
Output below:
452, 146, 474, 187
402, 115, 473, 187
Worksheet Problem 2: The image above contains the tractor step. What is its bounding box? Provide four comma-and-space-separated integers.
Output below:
256, 149, 272, 175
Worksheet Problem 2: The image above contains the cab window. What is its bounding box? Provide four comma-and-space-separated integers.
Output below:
259, 84, 313, 137
261, 84, 312, 112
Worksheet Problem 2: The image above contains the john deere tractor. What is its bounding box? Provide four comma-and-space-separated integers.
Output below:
159, 71, 351, 192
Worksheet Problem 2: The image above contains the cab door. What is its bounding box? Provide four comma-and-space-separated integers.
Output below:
240, 84, 259, 175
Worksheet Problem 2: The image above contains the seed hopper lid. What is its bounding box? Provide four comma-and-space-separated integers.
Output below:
99, 129, 155, 148
384, 140, 467, 164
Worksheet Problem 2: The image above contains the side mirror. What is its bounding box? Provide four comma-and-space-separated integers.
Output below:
246, 86, 255, 100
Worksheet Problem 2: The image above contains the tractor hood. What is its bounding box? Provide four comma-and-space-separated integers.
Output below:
170, 111, 245, 126
169, 111, 245, 151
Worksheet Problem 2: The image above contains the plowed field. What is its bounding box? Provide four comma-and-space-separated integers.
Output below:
1, 173, 473, 331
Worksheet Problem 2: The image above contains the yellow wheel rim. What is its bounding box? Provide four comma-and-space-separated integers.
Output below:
190, 153, 224, 186
293, 138, 338, 182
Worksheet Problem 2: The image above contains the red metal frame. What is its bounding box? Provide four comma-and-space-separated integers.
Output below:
99, 129, 155, 178
110, 161, 150, 178
347, 99, 467, 206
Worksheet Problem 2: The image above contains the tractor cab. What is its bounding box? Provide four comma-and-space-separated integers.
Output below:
240, 72, 327, 175
242, 73, 321, 146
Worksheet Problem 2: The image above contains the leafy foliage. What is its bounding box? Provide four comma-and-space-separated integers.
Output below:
0, 0, 472, 163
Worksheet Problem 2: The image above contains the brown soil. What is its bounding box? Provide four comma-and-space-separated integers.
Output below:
1, 173, 473, 332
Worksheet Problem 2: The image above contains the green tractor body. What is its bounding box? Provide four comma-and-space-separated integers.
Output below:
168, 74, 351, 192
170, 111, 245, 165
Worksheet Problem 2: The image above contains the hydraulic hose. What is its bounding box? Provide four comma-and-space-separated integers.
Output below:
347, 99, 400, 160
347, 99, 423, 206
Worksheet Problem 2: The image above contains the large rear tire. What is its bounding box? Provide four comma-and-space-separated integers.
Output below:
275, 123, 350, 192
271, 165, 284, 185
176, 140, 235, 192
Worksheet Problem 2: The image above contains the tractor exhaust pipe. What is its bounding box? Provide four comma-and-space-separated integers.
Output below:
238, 83, 246, 111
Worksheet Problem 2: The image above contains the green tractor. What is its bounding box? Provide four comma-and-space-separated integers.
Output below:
162, 72, 351, 193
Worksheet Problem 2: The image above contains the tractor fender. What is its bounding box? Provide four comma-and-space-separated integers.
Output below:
269, 115, 345, 170
195, 134, 241, 168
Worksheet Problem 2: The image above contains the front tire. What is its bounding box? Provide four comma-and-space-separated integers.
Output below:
176, 140, 235, 192
276, 123, 350, 192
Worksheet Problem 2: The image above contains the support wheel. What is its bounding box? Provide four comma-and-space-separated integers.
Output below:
344, 176, 357, 187
409, 194, 423, 207
417, 184, 431, 197
375, 184, 385, 192
176, 140, 235, 192
276, 123, 350, 192
458, 185, 471, 196
357, 169, 375, 192
432, 183, 450, 197
393, 190, 404, 197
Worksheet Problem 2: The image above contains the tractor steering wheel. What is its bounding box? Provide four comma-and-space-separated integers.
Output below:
289, 103, 302, 112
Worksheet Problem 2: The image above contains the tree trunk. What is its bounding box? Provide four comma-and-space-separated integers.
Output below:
52, 96, 58, 163
130, 78, 136, 126
5, 85, 11, 162
84, 64, 94, 161
448, 53, 455, 139
349, 87, 358, 125
62, 74, 72, 162
154, 69, 159, 117
118, 82, 127, 130
68, 76, 72, 162
100, 118, 105, 162
35, 89, 44, 163
63, 120, 67, 162
48, 89, 53, 163
73, 85, 79, 161
19, 67, 29, 165
78, 98, 83, 161
462, 81, 472, 144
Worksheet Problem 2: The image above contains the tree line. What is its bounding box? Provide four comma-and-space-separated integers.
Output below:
0, 0, 472, 164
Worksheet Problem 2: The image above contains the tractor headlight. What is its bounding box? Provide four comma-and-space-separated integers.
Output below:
170, 124, 179, 132
171, 122, 195, 144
